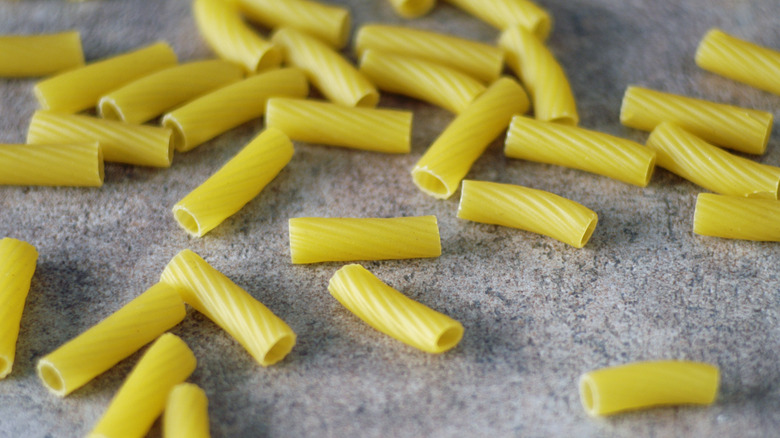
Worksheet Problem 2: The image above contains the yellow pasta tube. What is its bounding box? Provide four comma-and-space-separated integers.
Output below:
696, 28, 780, 96
621, 86, 773, 155
160, 250, 296, 366
0, 31, 83, 77
412, 77, 530, 199
272, 26, 378, 107
265, 98, 411, 153
499, 26, 578, 125
328, 264, 463, 353
579, 360, 719, 416
694, 193, 780, 242
0, 142, 103, 187
27, 111, 173, 168
0, 238, 37, 379
359, 49, 485, 114
36, 282, 186, 397
164, 383, 211, 438
646, 122, 780, 199
238, 0, 351, 49
193, 0, 281, 73
162, 67, 308, 152
505, 116, 656, 187
443, 0, 551, 39
457, 180, 597, 248
34, 41, 177, 114
355, 24, 504, 83
87, 333, 196, 438
289, 216, 441, 264
173, 128, 294, 237
387, 0, 436, 19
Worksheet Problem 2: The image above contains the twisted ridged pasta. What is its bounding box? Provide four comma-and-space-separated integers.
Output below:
173, 128, 294, 237
387, 0, 436, 19
0, 238, 37, 379
621, 86, 773, 155
359, 49, 485, 114
694, 193, 780, 241
87, 334, 196, 438
412, 77, 529, 199
162, 68, 308, 152
238, 0, 351, 48
505, 116, 656, 187
27, 111, 173, 167
499, 26, 578, 125
355, 24, 504, 83
164, 383, 211, 438
328, 264, 463, 353
265, 98, 411, 153
160, 250, 296, 366
696, 28, 780, 96
458, 180, 597, 248
289, 216, 442, 264
443, 0, 551, 39
0, 142, 103, 187
0, 32, 83, 77
273, 27, 378, 107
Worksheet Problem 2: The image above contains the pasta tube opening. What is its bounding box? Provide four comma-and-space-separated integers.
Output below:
0, 357, 8, 378
578, 373, 600, 416
253, 48, 282, 73
162, 115, 187, 152
172, 206, 202, 237
36, 360, 66, 396
264, 334, 296, 365
412, 168, 451, 199
390, 0, 436, 18
97, 97, 124, 122
355, 91, 381, 108
579, 218, 598, 248
436, 326, 464, 352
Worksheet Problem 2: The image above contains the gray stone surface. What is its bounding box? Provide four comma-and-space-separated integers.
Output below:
1, 0, 779, 436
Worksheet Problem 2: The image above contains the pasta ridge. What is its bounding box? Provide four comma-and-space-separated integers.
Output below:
694, 193, 780, 241
0, 142, 104, 187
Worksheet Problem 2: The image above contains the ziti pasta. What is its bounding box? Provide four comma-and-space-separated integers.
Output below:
387, 0, 436, 19
164, 383, 211, 438
694, 193, 780, 242
0, 142, 103, 187
0, 238, 37, 379
0, 31, 84, 77
443, 0, 551, 39
238, 0, 351, 49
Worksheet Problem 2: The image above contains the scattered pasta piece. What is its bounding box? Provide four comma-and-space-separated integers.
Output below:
0, 142, 103, 187
0, 31, 83, 77
164, 383, 211, 438
0, 238, 37, 379
694, 193, 780, 242
386, 0, 436, 19
443, 0, 551, 39
238, 0, 351, 49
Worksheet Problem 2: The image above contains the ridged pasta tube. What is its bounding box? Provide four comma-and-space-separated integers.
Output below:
173, 128, 294, 237
359, 49, 485, 114
193, 0, 281, 73
458, 180, 597, 248
0, 142, 104, 187
272, 26, 378, 107
621, 86, 773, 155
289, 216, 442, 264
87, 333, 196, 438
34, 41, 177, 114
579, 360, 719, 416
696, 29, 780, 96
646, 122, 780, 199
505, 116, 656, 187
412, 77, 530, 199
162, 68, 308, 152
443, 0, 551, 39
0, 32, 84, 77
0, 238, 37, 379
27, 111, 173, 168
36, 282, 186, 397
499, 26, 578, 125
328, 264, 463, 353
694, 193, 780, 242
387, 0, 436, 19
160, 250, 296, 366
98, 60, 244, 124
238, 0, 351, 49
265, 98, 411, 153
164, 383, 211, 438
355, 24, 504, 83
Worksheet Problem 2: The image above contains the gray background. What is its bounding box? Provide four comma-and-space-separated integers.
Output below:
1, 0, 779, 437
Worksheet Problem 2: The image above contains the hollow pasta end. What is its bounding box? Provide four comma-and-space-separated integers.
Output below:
173, 205, 204, 237
578, 374, 599, 416
577, 216, 598, 248
355, 90, 380, 108
335, 12, 352, 49
532, 16, 553, 41
261, 334, 296, 366
163, 115, 187, 152
0, 356, 10, 379
98, 97, 125, 122
37, 360, 67, 397
434, 325, 464, 353
412, 167, 452, 199
253, 46, 282, 73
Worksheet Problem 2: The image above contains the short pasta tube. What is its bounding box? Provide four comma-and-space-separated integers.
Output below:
579, 360, 719, 416
272, 26, 378, 107
0, 238, 37, 379
0, 31, 84, 77
87, 333, 196, 438
162, 67, 308, 152
443, 0, 551, 39
34, 41, 177, 114
27, 111, 173, 168
164, 383, 211, 438
458, 180, 597, 248
694, 193, 780, 242
238, 0, 351, 49
646, 122, 780, 199
621, 86, 773, 155
265, 98, 411, 153
0, 142, 103, 187
289, 216, 442, 264
387, 0, 436, 19
505, 116, 656, 187
412, 77, 530, 199
328, 264, 463, 354
173, 127, 294, 237
160, 250, 296, 366
36, 282, 186, 397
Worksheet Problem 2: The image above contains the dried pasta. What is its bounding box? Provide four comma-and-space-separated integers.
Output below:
238, 0, 351, 48
164, 383, 211, 438
289, 216, 441, 264
443, 0, 551, 39
160, 250, 296, 366
0, 238, 37, 379
412, 77, 529, 199
0, 31, 83, 77
265, 97, 411, 153
579, 360, 719, 416
694, 193, 780, 242
328, 264, 463, 353
387, 0, 436, 19
0, 142, 103, 187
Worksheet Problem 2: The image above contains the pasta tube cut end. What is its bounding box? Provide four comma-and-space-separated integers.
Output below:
262, 333, 297, 366
411, 167, 453, 200
356, 90, 381, 108
37, 358, 67, 397
162, 114, 188, 152
172, 205, 204, 237
0, 356, 10, 379
392, 0, 436, 18
97, 97, 125, 122
578, 373, 602, 417
433, 324, 464, 353
252, 46, 283, 73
